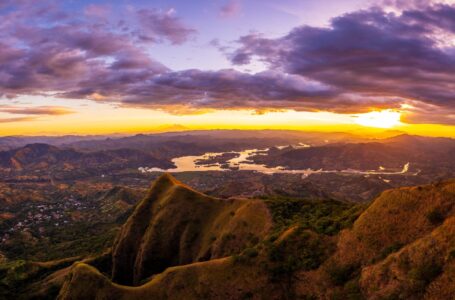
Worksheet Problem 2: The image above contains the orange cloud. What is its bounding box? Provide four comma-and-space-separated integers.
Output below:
0, 106, 75, 116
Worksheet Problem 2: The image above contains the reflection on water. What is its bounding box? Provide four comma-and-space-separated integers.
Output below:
138, 147, 415, 177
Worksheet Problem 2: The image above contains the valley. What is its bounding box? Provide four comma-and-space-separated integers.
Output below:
0, 131, 454, 299
2, 173, 454, 299
2, 0, 455, 298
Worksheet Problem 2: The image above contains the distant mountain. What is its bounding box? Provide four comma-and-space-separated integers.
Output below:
381, 133, 455, 151
151, 124, 189, 132
0, 143, 172, 177
0, 135, 124, 151
62, 130, 365, 157
251, 135, 455, 176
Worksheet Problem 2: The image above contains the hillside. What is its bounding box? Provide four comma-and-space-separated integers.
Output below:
56, 176, 455, 299
111, 173, 272, 285
251, 136, 455, 177
0, 144, 172, 178
1, 174, 454, 299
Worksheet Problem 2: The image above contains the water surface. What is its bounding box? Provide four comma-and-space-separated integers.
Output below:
139, 147, 416, 177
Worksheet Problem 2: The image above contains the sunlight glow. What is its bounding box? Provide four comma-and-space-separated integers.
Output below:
354, 110, 402, 129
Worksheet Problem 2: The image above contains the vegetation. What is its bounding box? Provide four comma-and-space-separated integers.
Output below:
267, 229, 327, 281
262, 196, 366, 235
326, 262, 360, 286
2, 223, 119, 261
409, 260, 443, 290
379, 243, 404, 260
426, 208, 445, 225
3, 175, 455, 300
0, 257, 78, 299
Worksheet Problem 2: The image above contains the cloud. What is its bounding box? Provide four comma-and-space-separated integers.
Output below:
400, 101, 455, 125
0, 1, 454, 125
0, 116, 37, 123
0, 2, 169, 98
84, 4, 111, 19
135, 8, 197, 44
220, 0, 242, 18
380, 0, 455, 11
0, 106, 75, 115
119, 69, 343, 110
229, 3, 455, 122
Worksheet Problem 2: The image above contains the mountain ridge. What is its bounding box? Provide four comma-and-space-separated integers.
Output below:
55, 175, 455, 299
111, 173, 272, 285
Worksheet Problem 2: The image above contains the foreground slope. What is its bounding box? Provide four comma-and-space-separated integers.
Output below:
58, 176, 455, 299
111, 173, 272, 285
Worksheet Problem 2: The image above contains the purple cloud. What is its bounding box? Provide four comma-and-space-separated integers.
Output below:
135, 8, 197, 44
229, 4, 455, 122
0, 106, 74, 115
0, 116, 37, 123
220, 0, 242, 18
84, 4, 111, 19
0, 2, 168, 98
0, 1, 454, 124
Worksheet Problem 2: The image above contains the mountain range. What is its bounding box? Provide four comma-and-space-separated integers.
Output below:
0, 143, 172, 179
251, 134, 455, 175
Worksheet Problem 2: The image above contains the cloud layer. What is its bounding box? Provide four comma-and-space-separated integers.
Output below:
0, 1, 454, 124
0, 106, 74, 115
230, 4, 455, 122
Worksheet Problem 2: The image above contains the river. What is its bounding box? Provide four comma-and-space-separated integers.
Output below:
138, 147, 415, 177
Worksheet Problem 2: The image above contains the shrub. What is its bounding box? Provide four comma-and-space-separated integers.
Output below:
343, 279, 364, 300
447, 249, 455, 261
409, 261, 442, 286
380, 243, 403, 259
263, 196, 366, 235
267, 229, 325, 281
243, 248, 258, 258
426, 209, 444, 225
327, 262, 359, 286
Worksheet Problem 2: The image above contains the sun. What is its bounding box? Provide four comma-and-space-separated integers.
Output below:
354, 109, 402, 128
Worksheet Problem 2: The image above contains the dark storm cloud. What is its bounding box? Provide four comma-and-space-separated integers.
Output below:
0, 1, 454, 123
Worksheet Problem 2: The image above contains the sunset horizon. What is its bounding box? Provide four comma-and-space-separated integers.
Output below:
2, 1, 455, 299
1, 0, 454, 137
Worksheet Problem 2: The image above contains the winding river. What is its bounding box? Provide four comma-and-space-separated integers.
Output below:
139, 147, 416, 177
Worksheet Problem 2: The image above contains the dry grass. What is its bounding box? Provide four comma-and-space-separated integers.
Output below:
57, 178, 455, 300
111, 173, 272, 285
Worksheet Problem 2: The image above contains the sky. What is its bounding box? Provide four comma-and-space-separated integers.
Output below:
0, 0, 454, 137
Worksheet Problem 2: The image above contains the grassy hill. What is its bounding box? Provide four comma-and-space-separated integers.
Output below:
111, 173, 272, 285
3, 174, 455, 299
